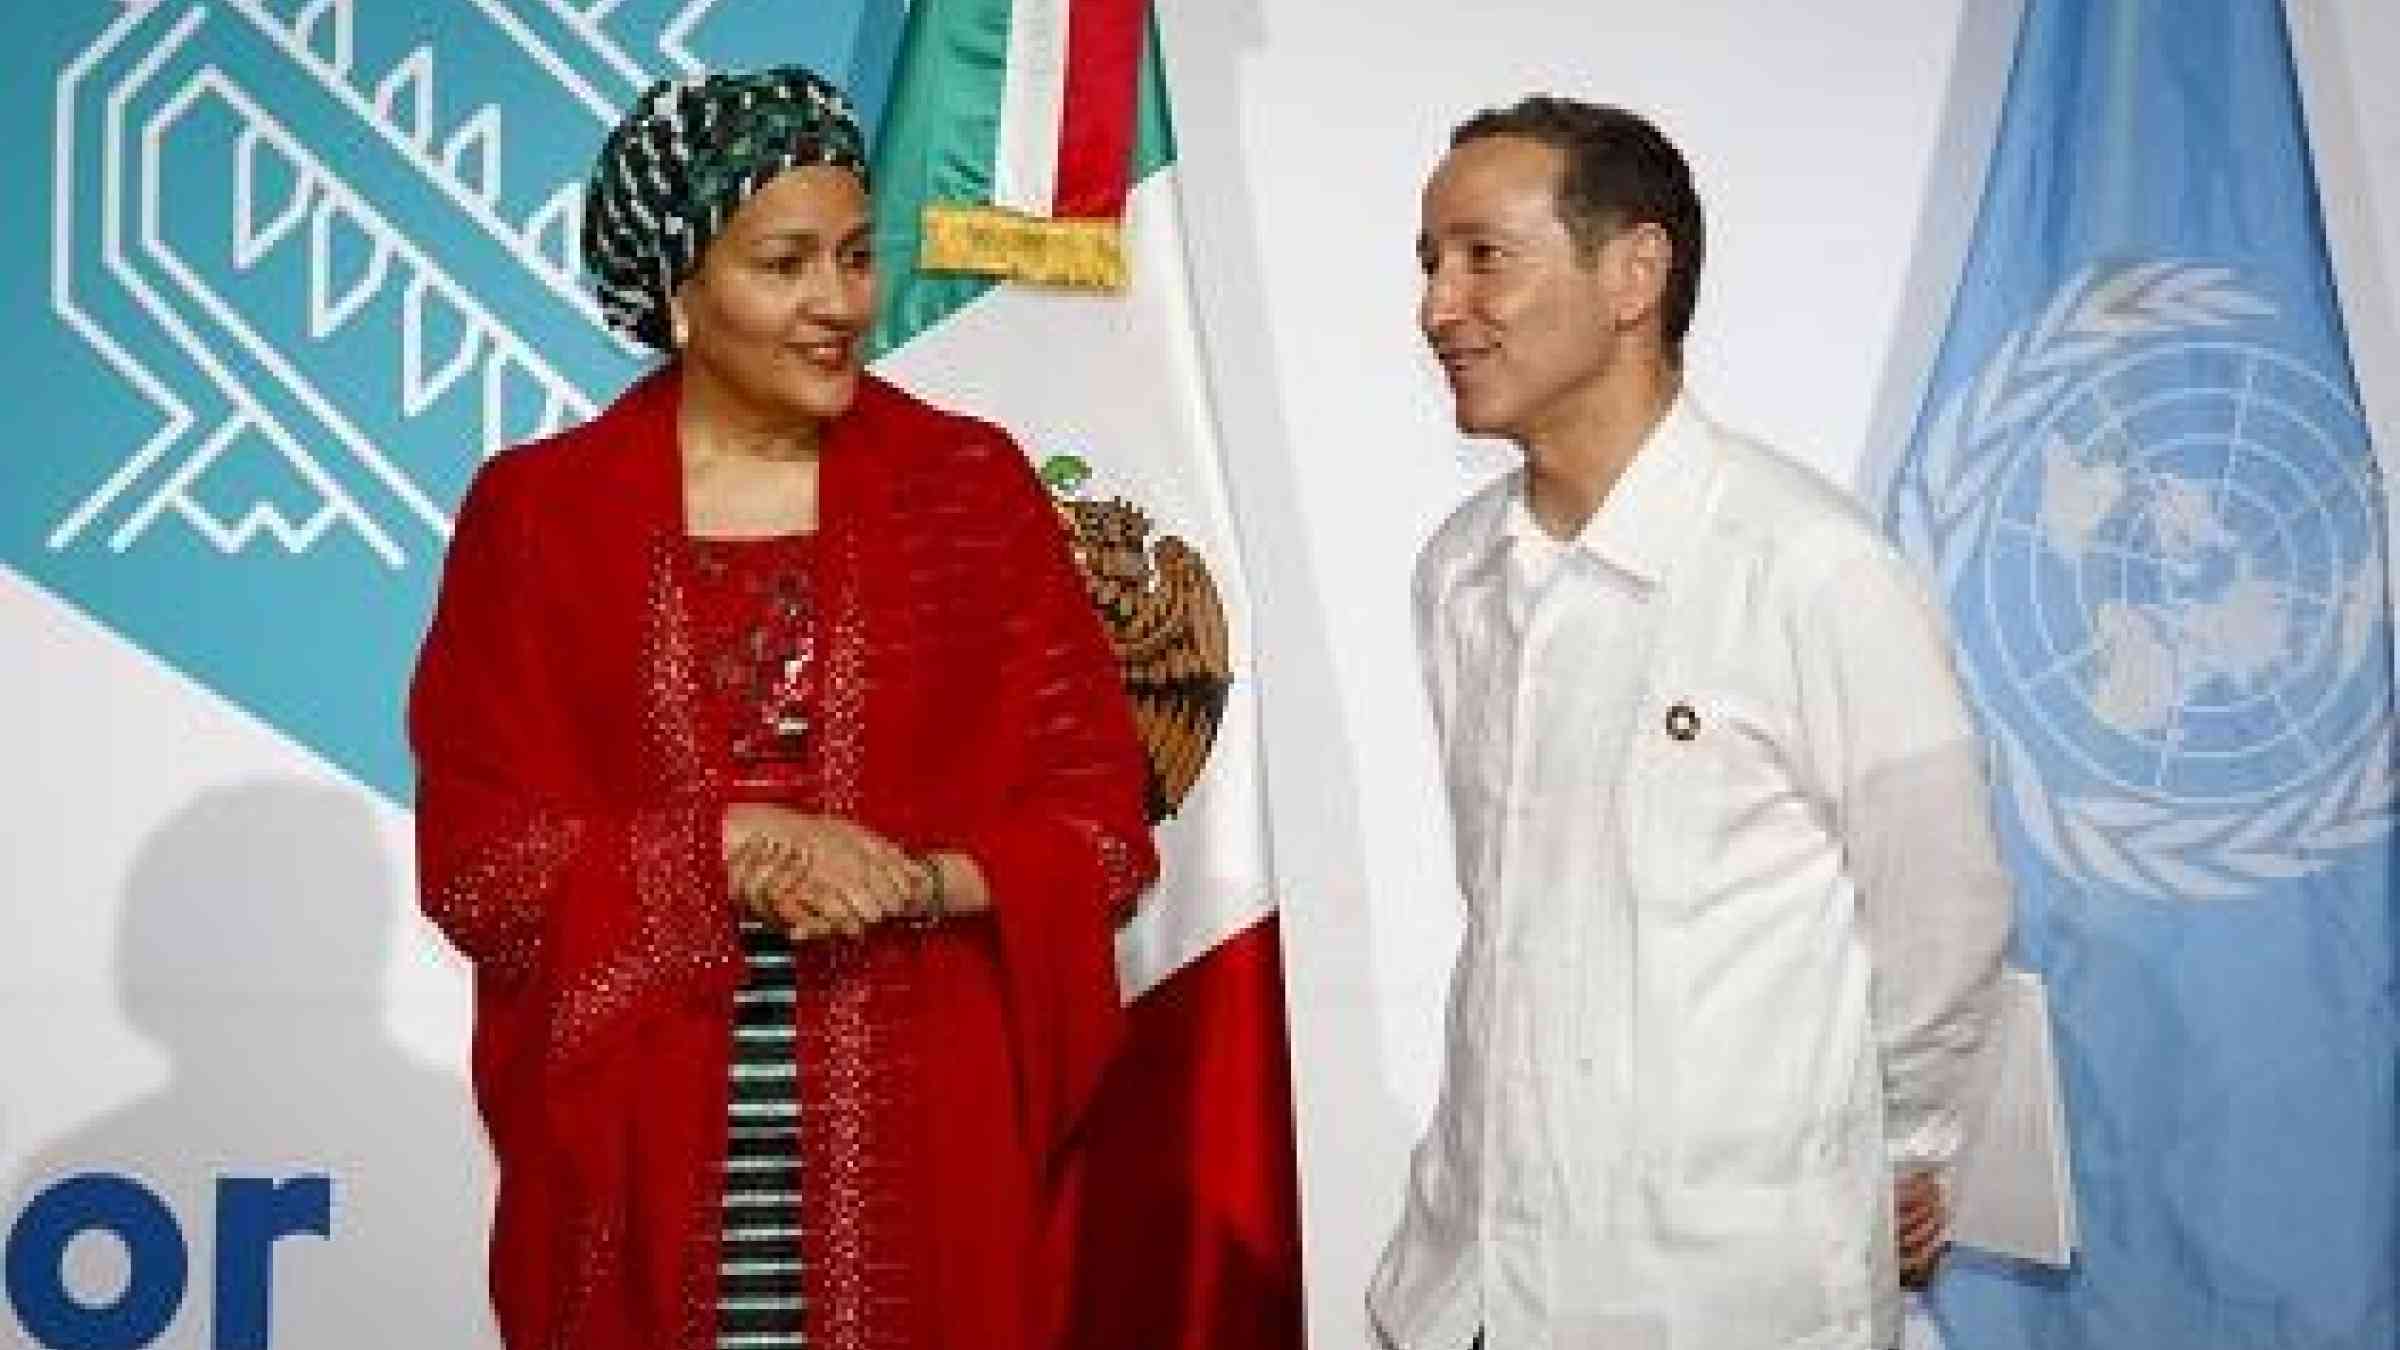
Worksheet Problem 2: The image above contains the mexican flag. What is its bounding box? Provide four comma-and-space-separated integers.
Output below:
865, 1, 1302, 1345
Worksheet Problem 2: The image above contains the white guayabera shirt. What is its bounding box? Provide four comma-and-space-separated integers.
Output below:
1370, 399, 2013, 1350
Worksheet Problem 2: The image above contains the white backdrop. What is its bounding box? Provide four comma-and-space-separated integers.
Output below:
5, 2, 2396, 1346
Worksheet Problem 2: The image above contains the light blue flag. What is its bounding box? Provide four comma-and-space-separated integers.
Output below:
1883, 2, 2397, 1346
1, 1, 902, 801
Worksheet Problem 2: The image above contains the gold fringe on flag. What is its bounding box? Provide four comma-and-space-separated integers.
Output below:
919, 203, 1128, 291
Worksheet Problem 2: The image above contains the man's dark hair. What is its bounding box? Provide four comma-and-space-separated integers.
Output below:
1451, 96, 1704, 355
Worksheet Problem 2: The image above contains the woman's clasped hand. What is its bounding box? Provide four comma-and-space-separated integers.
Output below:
721, 804, 932, 940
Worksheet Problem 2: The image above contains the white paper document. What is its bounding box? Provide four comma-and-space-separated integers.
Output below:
1948, 968, 2077, 1266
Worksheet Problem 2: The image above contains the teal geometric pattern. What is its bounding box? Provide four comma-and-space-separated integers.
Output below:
7, 1, 903, 802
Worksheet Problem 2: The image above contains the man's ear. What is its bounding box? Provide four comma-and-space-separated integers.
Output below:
1609, 222, 1673, 334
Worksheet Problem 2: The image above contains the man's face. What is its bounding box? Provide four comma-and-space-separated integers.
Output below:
1416, 136, 1627, 445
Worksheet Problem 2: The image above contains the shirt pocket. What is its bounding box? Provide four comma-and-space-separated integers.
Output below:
1625, 684, 1799, 911
1651, 1170, 1862, 1350
1639, 682, 1824, 914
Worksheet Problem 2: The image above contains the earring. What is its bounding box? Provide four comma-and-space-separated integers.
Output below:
669, 306, 690, 350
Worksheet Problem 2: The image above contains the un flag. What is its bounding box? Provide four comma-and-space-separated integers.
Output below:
1884, 1, 2396, 1346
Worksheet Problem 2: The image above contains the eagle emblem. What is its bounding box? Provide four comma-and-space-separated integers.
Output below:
1042, 455, 1233, 823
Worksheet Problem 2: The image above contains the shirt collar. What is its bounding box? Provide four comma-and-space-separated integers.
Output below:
1486, 394, 1710, 587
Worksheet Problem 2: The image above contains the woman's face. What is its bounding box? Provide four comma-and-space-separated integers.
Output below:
675, 164, 875, 426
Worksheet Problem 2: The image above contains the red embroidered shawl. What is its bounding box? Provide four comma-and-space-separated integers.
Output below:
409, 366, 1158, 1350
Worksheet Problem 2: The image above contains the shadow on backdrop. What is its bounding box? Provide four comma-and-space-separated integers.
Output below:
2288, 0, 2400, 463
1137, 1, 1417, 1340
9, 780, 492, 1348
1856, 0, 2028, 507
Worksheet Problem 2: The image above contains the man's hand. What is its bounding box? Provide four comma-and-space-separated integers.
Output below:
1895, 1168, 1949, 1287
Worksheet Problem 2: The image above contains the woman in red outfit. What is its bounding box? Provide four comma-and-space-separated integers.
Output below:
408, 66, 1157, 1350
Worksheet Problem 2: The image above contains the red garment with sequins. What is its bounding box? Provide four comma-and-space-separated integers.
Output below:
409, 366, 1158, 1350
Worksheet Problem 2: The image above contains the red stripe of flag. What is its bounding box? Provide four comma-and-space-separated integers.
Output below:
1052, 917, 1304, 1350
1051, 0, 1146, 219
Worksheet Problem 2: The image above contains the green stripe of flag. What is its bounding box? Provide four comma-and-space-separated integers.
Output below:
871, 3, 1179, 358
1132, 7, 1173, 183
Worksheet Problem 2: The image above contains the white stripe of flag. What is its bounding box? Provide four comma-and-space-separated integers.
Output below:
991, 0, 1071, 215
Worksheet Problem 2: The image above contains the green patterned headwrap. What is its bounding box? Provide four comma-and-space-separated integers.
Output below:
582, 65, 869, 351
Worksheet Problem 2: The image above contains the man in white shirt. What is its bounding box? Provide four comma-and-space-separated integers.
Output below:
1369, 97, 2013, 1350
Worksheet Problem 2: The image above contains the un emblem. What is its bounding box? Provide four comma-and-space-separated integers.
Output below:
1892, 261, 2395, 899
